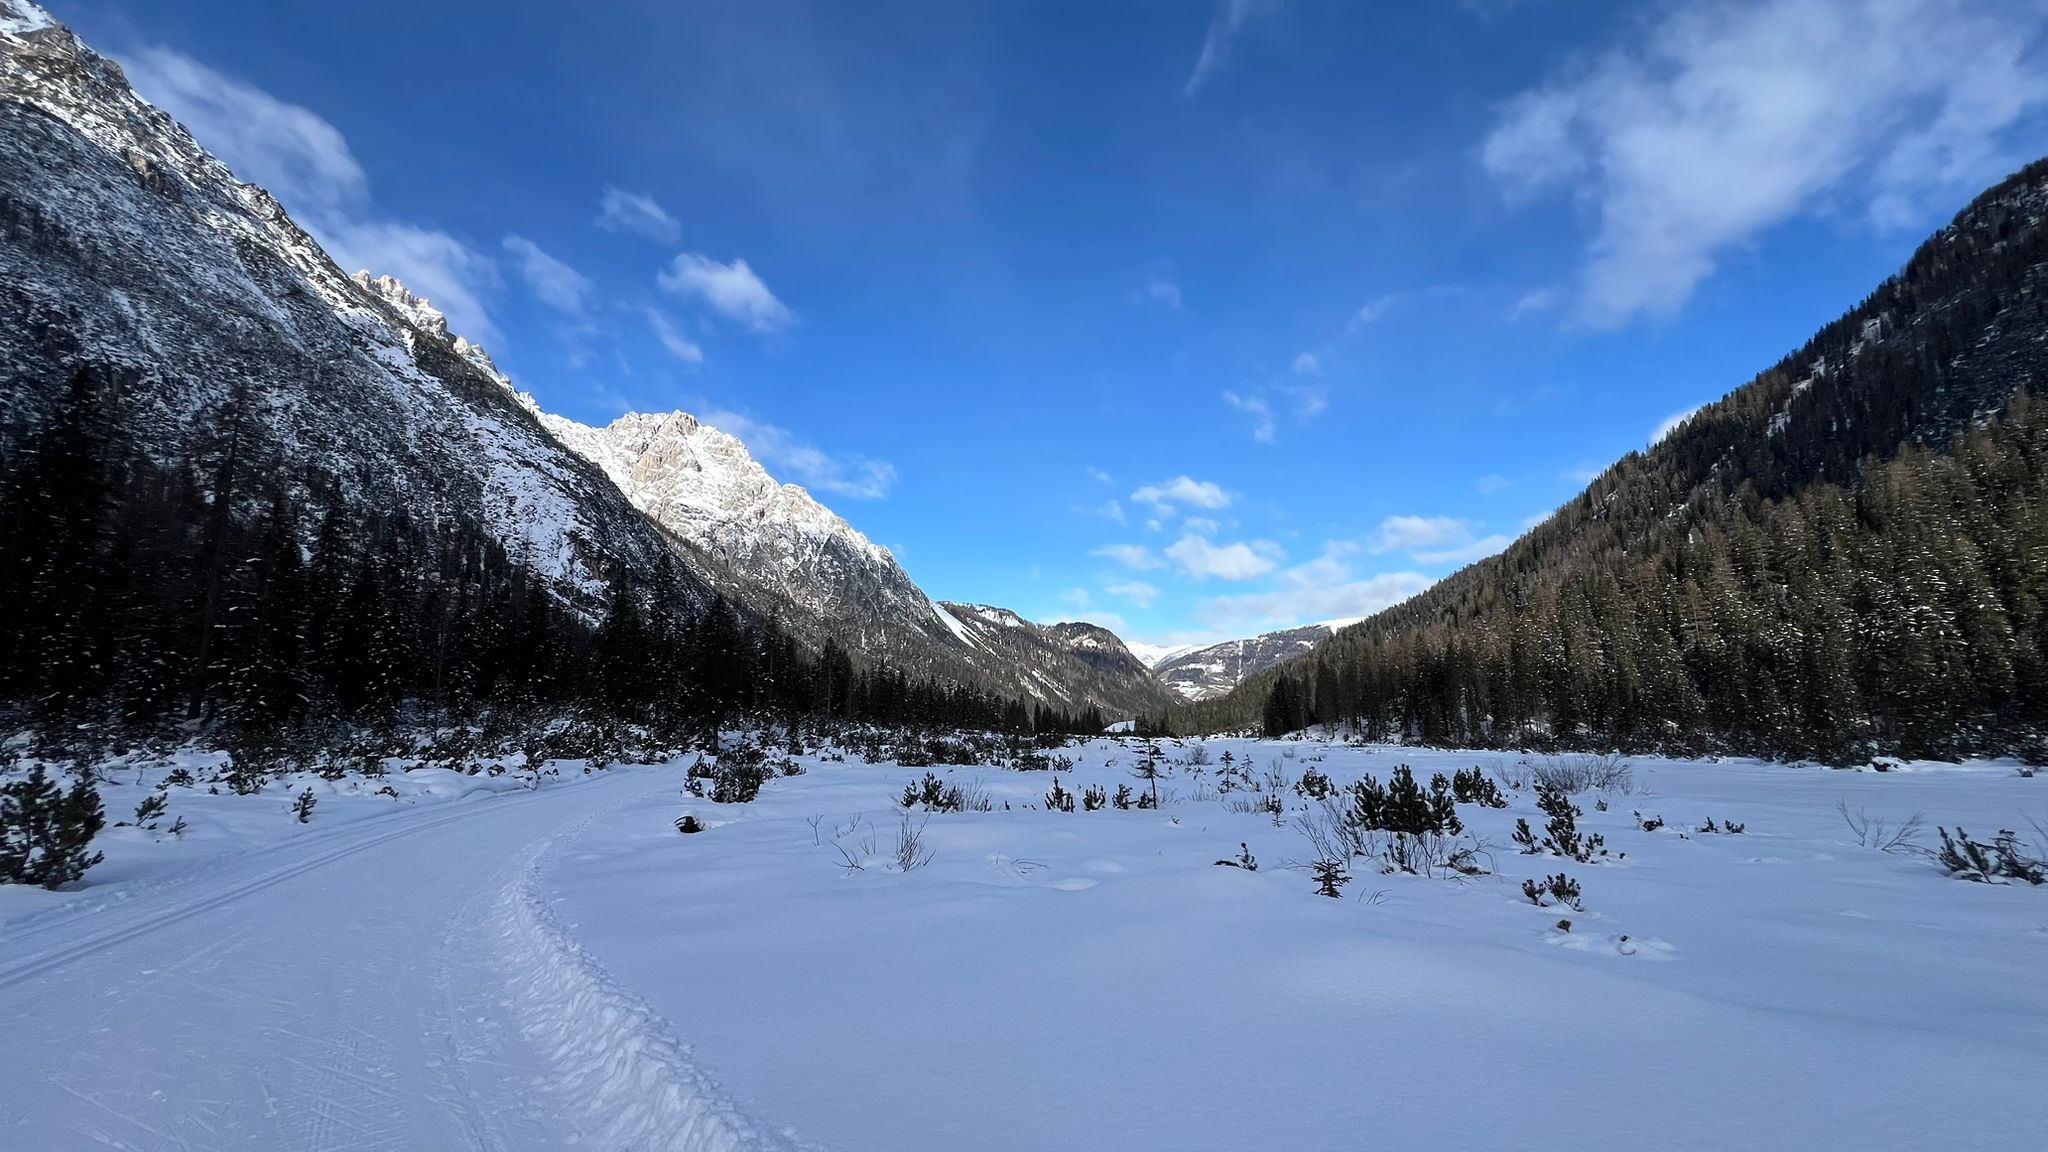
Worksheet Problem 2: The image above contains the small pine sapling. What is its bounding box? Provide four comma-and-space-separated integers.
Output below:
133, 791, 168, 829
1312, 858, 1349, 898
1083, 783, 1107, 811
1112, 783, 1133, 810
292, 788, 317, 824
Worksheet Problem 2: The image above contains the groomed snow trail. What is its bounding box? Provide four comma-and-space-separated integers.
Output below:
0, 767, 805, 1152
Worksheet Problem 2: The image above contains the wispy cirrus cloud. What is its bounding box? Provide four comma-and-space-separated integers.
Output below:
1483, 0, 2048, 327
1185, 0, 1283, 94
595, 185, 681, 242
502, 236, 594, 322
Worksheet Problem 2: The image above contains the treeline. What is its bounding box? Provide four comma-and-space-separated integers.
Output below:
1231, 394, 2048, 763
0, 367, 1104, 757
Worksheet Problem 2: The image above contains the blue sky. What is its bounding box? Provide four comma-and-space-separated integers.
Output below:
53, 0, 2048, 648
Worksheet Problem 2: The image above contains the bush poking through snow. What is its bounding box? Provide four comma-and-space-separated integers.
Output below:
133, 790, 167, 829
1, 764, 105, 889
1045, 777, 1075, 813
1083, 783, 1108, 811
1451, 767, 1507, 808
1837, 802, 1927, 854
1295, 767, 1335, 801
675, 814, 705, 834
894, 811, 935, 872
1522, 872, 1583, 911
1935, 826, 2045, 885
1535, 785, 1604, 862
1112, 783, 1133, 810
1533, 753, 1632, 795
902, 772, 964, 813
292, 788, 317, 824
1215, 842, 1258, 871
162, 767, 195, 789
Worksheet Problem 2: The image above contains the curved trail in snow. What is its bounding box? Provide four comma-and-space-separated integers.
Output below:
0, 766, 807, 1151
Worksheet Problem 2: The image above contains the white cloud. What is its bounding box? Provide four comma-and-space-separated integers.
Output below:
1142, 277, 1183, 308
1166, 534, 1282, 581
645, 309, 704, 364
1182, 516, 1220, 535
1094, 499, 1126, 524
1132, 476, 1233, 515
1652, 403, 1705, 444
1482, 0, 2048, 327
595, 185, 681, 242
1223, 390, 1276, 443
1107, 580, 1160, 609
1476, 473, 1514, 495
1193, 542, 1434, 636
1562, 462, 1603, 485
1185, 0, 1283, 94
659, 253, 795, 333
1290, 352, 1321, 376
1087, 466, 1116, 484
1369, 515, 1512, 567
122, 46, 503, 346
1092, 543, 1165, 571
502, 236, 593, 320
702, 407, 894, 499
1369, 515, 1469, 554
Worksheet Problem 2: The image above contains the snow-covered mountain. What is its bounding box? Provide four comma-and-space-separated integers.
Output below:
1152, 624, 1334, 701
939, 605, 1177, 719
535, 409, 979, 667
0, 2, 707, 618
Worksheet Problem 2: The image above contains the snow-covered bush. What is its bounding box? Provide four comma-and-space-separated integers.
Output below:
1295, 766, 1335, 801
1, 763, 105, 889
292, 788, 317, 823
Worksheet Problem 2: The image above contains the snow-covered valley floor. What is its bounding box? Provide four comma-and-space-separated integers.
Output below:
4, 738, 2044, 1150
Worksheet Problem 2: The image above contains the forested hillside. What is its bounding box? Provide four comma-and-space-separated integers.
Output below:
1185, 160, 2048, 763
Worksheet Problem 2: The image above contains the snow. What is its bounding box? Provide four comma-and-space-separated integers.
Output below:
0, 0, 56, 36
1117, 638, 1195, 669
9, 738, 2039, 1150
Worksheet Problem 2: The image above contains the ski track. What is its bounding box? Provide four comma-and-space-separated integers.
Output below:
0, 765, 810, 1152
492, 814, 815, 1152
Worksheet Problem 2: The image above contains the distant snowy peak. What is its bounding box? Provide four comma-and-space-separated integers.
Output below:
1153, 624, 1334, 701
1123, 639, 1200, 670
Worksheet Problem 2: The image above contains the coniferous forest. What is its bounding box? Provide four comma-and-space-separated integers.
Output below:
1188, 161, 2048, 763
0, 364, 1108, 761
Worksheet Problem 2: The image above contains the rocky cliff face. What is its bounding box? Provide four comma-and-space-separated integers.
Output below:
537, 409, 975, 663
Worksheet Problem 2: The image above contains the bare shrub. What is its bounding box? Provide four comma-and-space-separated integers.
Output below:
1534, 753, 1632, 795
894, 811, 935, 872
1837, 801, 1927, 855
